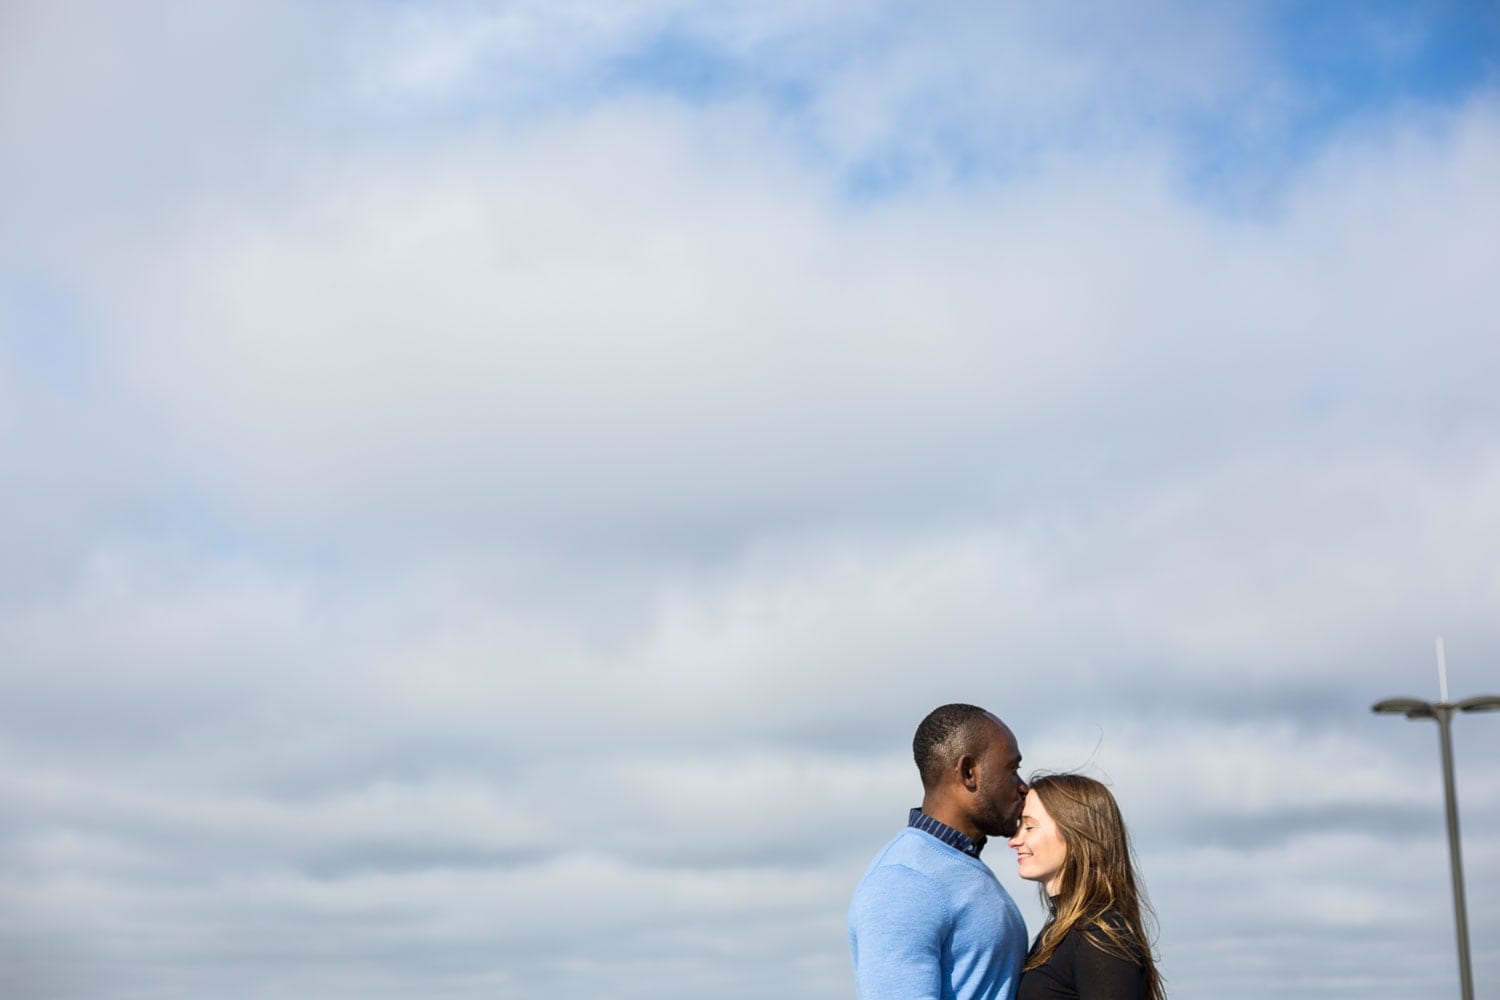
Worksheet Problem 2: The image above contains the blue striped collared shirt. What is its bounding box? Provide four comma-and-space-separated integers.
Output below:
907, 807, 984, 857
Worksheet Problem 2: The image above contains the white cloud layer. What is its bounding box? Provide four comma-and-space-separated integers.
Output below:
3, 2, 1499, 998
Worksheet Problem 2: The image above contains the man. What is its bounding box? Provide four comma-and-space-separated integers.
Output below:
848, 704, 1029, 1000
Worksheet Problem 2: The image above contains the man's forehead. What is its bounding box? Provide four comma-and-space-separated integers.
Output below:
982, 714, 1020, 757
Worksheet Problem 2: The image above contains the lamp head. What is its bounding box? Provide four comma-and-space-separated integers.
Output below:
1457, 695, 1500, 714
1372, 697, 1437, 719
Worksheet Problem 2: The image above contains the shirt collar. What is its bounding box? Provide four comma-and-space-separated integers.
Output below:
908, 807, 984, 858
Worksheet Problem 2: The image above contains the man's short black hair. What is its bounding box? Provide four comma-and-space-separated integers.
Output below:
913, 703, 993, 789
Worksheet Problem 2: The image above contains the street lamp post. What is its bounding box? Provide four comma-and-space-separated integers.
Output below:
1372, 691, 1500, 1000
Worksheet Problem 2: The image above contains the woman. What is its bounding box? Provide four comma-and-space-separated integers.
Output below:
1007, 774, 1164, 1000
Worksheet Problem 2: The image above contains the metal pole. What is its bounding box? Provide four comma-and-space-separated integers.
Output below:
1434, 705, 1475, 1000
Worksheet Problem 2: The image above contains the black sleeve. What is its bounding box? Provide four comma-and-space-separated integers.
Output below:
1072, 932, 1147, 1000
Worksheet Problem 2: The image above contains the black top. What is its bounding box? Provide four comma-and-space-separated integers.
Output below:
1016, 914, 1148, 1000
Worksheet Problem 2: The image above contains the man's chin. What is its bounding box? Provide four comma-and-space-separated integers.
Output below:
979, 814, 1023, 839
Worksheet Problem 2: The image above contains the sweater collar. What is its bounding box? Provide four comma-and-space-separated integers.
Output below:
907, 807, 984, 858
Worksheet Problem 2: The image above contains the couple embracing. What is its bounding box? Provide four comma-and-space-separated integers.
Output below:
849, 704, 1164, 1000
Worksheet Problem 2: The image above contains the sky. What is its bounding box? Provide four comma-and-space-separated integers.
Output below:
2, 1, 1499, 997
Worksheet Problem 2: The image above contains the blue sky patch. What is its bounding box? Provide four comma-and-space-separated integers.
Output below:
1, 268, 98, 397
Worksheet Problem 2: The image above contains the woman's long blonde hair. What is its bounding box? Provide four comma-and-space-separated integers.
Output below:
1024, 774, 1164, 1000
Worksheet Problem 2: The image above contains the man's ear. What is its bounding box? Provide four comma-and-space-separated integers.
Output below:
957, 753, 980, 792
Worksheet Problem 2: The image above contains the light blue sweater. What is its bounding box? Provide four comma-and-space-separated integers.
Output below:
848, 827, 1027, 1000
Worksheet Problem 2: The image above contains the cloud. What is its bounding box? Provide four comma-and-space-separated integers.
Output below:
3, 2, 1500, 998
63, 96, 1495, 560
